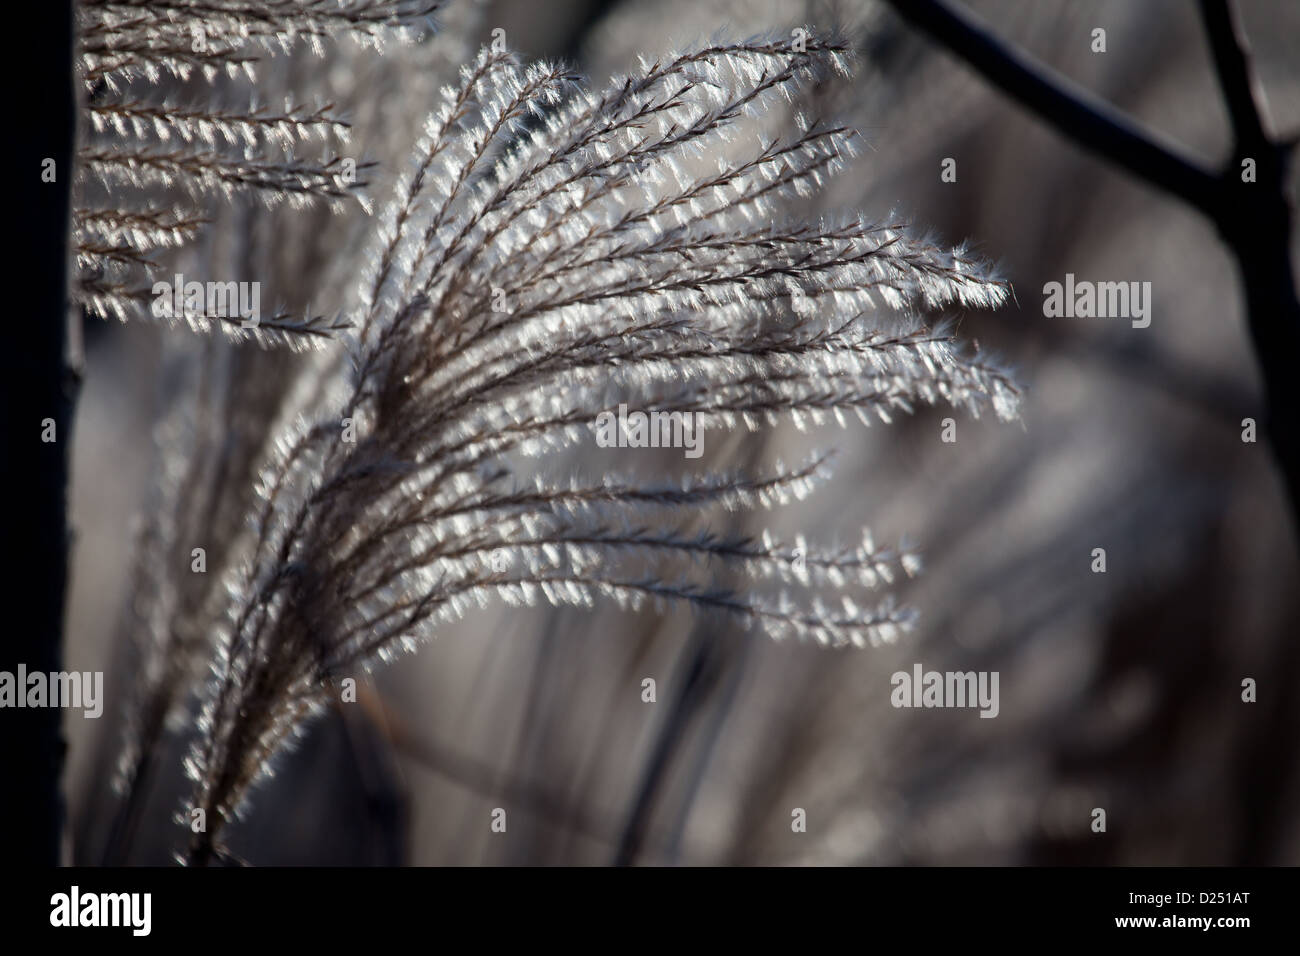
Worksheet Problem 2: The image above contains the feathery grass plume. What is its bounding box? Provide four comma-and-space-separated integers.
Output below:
73, 0, 442, 343
183, 32, 1020, 864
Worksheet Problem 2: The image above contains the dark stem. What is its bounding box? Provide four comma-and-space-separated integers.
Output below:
4, 0, 78, 866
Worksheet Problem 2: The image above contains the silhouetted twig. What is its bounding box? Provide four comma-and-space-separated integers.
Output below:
880, 0, 1300, 541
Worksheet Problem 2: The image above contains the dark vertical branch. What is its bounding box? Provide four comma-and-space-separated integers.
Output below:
1198, 0, 1300, 865
1198, 0, 1269, 146
1197, 0, 1300, 531
4, 0, 79, 865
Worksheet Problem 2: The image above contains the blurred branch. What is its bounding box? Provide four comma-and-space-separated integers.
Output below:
337, 699, 409, 865
559, 0, 621, 63
877, 0, 1219, 212
880, 0, 1300, 544
359, 688, 631, 853
611, 630, 726, 865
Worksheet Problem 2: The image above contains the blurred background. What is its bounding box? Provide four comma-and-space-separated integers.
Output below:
65, 0, 1300, 864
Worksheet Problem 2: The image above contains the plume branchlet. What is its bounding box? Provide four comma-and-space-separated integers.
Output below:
74, 0, 441, 343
